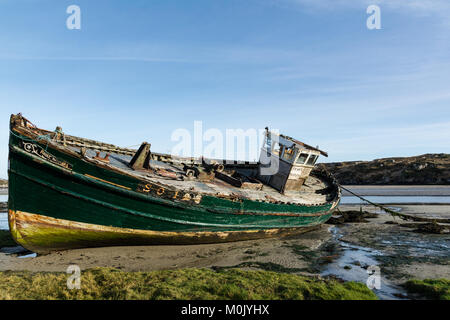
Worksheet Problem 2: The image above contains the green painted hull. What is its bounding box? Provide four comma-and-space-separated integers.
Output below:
8, 125, 339, 252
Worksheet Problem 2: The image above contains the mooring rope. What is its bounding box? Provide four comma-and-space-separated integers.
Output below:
338, 184, 450, 223
316, 164, 446, 223
338, 184, 401, 217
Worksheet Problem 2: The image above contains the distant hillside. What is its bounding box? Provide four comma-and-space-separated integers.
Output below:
323, 154, 450, 185
0, 179, 7, 188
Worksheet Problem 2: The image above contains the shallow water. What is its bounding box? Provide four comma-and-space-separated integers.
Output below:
0, 193, 8, 230
321, 227, 408, 300
343, 186, 450, 196
341, 195, 450, 204
0, 212, 7, 230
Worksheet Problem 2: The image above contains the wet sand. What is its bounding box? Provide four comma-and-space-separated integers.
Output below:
337, 204, 450, 283
0, 225, 332, 273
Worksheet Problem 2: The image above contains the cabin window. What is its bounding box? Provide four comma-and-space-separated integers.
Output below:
273, 142, 282, 156
306, 154, 318, 166
296, 153, 309, 164
282, 146, 296, 162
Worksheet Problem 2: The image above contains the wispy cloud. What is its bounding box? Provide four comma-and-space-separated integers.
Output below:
281, 0, 450, 14
0, 56, 188, 63
0, 43, 309, 65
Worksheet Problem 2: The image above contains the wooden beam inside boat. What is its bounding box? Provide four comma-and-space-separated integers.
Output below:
129, 142, 151, 170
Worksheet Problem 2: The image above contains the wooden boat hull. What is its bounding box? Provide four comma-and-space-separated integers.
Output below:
8, 210, 323, 253
8, 118, 339, 253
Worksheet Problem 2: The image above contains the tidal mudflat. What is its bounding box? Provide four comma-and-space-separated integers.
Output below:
324, 204, 449, 299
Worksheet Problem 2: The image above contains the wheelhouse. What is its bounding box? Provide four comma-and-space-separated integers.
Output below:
258, 129, 328, 193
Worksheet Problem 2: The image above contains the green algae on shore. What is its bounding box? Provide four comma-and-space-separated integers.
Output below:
403, 279, 450, 300
0, 267, 377, 300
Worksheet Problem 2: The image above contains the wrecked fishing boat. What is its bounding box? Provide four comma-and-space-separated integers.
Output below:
8, 114, 340, 253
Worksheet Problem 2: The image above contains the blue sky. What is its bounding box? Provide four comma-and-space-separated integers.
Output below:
0, 0, 449, 178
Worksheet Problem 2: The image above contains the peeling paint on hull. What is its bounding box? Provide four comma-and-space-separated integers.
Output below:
9, 210, 323, 254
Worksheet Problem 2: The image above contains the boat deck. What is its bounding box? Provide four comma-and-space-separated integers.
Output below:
69, 146, 330, 205
14, 115, 333, 206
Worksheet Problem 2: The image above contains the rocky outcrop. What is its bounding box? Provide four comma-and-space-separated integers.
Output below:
323, 153, 450, 185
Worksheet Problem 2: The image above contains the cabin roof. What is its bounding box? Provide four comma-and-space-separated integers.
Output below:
270, 131, 328, 157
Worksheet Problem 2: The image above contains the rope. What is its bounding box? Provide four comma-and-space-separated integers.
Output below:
10, 129, 54, 151
317, 164, 447, 223
316, 164, 399, 216
338, 184, 450, 223
339, 185, 401, 218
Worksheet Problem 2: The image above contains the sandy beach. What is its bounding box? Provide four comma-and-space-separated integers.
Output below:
0, 224, 331, 273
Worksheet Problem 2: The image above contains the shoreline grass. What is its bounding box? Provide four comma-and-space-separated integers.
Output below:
403, 279, 450, 300
0, 267, 378, 300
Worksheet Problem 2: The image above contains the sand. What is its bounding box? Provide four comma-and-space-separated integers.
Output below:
0, 225, 332, 274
